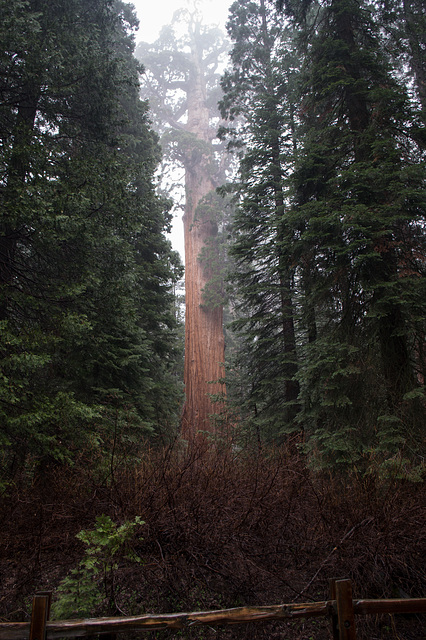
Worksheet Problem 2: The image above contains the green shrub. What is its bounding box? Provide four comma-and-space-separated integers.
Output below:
51, 515, 144, 619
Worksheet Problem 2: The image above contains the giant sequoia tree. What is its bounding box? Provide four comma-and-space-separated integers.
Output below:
0, 0, 182, 480
137, 14, 229, 436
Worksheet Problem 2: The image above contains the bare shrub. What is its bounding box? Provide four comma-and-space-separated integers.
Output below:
0, 438, 424, 639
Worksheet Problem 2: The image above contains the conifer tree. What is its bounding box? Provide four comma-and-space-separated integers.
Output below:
222, 0, 424, 467
220, 0, 301, 437
378, 0, 426, 116
281, 0, 425, 468
0, 0, 183, 481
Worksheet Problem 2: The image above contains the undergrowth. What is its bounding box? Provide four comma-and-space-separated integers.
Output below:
0, 438, 424, 639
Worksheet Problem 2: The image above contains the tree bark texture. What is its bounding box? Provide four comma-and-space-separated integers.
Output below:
181, 44, 225, 437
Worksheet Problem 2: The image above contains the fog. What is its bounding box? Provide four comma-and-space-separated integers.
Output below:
130, 0, 232, 259
131, 0, 231, 44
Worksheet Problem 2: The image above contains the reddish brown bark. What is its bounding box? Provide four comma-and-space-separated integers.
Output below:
181, 44, 225, 437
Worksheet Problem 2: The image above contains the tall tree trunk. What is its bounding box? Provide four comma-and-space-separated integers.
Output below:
333, 0, 414, 408
403, 0, 426, 115
271, 140, 300, 417
0, 83, 40, 320
181, 45, 225, 437
260, 0, 300, 420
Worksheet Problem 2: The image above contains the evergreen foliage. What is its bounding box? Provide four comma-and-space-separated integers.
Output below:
51, 514, 144, 619
222, 0, 425, 471
220, 0, 302, 438
0, 0, 183, 484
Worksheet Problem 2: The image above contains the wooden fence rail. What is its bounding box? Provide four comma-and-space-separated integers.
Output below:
0, 579, 424, 640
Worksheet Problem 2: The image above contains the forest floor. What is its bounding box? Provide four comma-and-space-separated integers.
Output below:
0, 440, 425, 639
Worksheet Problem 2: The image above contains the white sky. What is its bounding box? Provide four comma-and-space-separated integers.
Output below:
132, 0, 231, 44
130, 0, 232, 259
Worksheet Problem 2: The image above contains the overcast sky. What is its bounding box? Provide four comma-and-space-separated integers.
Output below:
131, 0, 231, 44
129, 0, 232, 259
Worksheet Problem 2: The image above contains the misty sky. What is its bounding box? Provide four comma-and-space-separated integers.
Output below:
130, 0, 232, 259
132, 0, 231, 44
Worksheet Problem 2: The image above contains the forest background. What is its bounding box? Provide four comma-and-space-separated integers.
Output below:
0, 1, 425, 639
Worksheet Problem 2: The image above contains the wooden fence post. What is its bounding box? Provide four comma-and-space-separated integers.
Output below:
335, 579, 357, 640
329, 578, 340, 640
29, 593, 51, 640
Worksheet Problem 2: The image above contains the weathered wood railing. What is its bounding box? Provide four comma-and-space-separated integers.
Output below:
1, 579, 425, 640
